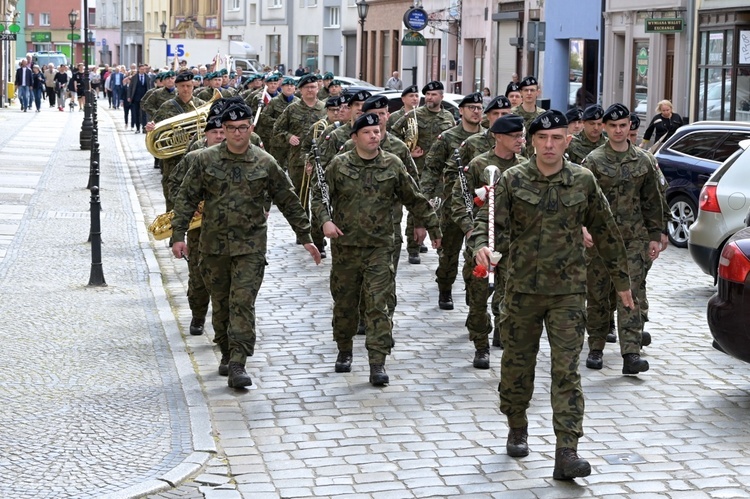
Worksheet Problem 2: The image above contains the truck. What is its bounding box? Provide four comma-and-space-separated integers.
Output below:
148, 38, 260, 73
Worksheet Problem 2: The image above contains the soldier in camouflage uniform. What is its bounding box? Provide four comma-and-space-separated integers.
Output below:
317, 89, 372, 167
453, 114, 525, 369
391, 81, 455, 264
386, 85, 419, 132
470, 109, 633, 480
171, 101, 321, 389
317, 72, 334, 100
566, 104, 606, 164
583, 104, 664, 375
457, 95, 514, 166
311, 112, 442, 386
141, 72, 170, 120
245, 73, 281, 115
511, 76, 545, 158
145, 71, 206, 211
166, 110, 226, 338
565, 107, 584, 137
219, 69, 237, 96
255, 76, 298, 164
505, 81, 522, 108
273, 74, 327, 250
421, 92, 486, 310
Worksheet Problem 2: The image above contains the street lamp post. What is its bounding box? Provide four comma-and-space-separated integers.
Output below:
79, 0, 93, 150
356, 0, 369, 81
68, 10, 78, 66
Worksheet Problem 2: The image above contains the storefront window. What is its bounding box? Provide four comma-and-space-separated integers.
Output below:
737, 68, 750, 122
300, 35, 318, 72
634, 42, 649, 115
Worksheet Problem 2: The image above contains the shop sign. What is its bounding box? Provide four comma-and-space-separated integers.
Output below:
0, 33, 17, 41
401, 30, 426, 47
403, 7, 428, 32
740, 31, 750, 64
31, 32, 52, 43
636, 47, 649, 77
645, 18, 683, 33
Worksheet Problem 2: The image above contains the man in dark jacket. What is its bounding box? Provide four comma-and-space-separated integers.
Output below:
14, 60, 33, 112
128, 64, 153, 133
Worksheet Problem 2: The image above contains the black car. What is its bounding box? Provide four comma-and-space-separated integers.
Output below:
655, 121, 750, 248
707, 224, 750, 363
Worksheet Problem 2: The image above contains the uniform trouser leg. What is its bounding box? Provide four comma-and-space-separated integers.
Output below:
160, 157, 178, 212
491, 262, 508, 340
186, 228, 210, 320
201, 253, 265, 364
500, 292, 585, 450
640, 257, 653, 322
435, 215, 465, 291
332, 245, 394, 364
358, 224, 402, 324
462, 254, 492, 349
586, 250, 614, 350
405, 214, 419, 255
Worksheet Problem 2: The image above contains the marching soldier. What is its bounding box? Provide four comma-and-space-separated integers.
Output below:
457, 95, 514, 166
240, 73, 263, 100
311, 112, 442, 387
386, 85, 419, 132
255, 76, 299, 164
145, 71, 207, 211
220, 69, 237, 96
245, 73, 281, 115
171, 101, 321, 389
565, 107, 584, 137
166, 104, 227, 339
505, 81, 522, 108
420, 92, 486, 310
317, 72, 335, 100
317, 89, 372, 168
454, 114, 526, 368
141, 72, 176, 120
582, 104, 664, 375
470, 109, 632, 480
511, 76, 545, 158
326, 79, 343, 99
566, 104, 606, 164
391, 81, 455, 265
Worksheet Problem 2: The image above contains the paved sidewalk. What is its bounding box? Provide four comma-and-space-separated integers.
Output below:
4, 98, 750, 499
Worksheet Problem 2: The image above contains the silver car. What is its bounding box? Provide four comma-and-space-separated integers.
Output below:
688, 140, 750, 278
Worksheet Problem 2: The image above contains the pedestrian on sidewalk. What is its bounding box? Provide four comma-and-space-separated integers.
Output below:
31, 65, 45, 112
53, 65, 69, 112
470, 109, 633, 480
14, 60, 33, 112
170, 101, 321, 389
44, 63, 57, 108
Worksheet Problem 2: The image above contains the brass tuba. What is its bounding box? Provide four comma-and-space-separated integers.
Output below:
148, 202, 204, 240
145, 89, 222, 159
403, 107, 419, 151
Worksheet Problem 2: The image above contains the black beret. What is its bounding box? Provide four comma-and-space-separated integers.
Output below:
484, 95, 512, 113
174, 71, 193, 84
422, 81, 444, 93
297, 74, 317, 88
565, 107, 583, 123
323, 71, 334, 79
402, 85, 419, 97
348, 90, 372, 103
329, 79, 342, 86
518, 76, 538, 88
164, 70, 175, 78
362, 95, 389, 112
458, 92, 483, 107
221, 102, 253, 123
505, 82, 520, 96
528, 110, 568, 136
339, 92, 351, 105
350, 112, 380, 135
204, 115, 222, 132
209, 96, 243, 118
490, 114, 524, 134
582, 104, 604, 121
603, 103, 630, 122
630, 112, 641, 131
326, 96, 341, 108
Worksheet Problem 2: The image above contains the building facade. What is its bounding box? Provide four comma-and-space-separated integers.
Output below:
24, 0, 90, 65
97, 0, 122, 66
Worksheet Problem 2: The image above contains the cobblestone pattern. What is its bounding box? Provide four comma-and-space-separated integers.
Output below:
122, 90, 750, 498
0, 106, 193, 498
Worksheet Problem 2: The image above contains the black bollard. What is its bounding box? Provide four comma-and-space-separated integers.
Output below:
88, 186, 107, 287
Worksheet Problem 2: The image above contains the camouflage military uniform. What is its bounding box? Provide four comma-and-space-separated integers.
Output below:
583, 142, 663, 356
640, 150, 670, 322
469, 156, 630, 450
256, 93, 299, 164
311, 149, 441, 365
141, 87, 176, 120
511, 104, 545, 157
245, 89, 274, 116
452, 150, 523, 350
171, 142, 313, 365
151, 95, 207, 211
566, 132, 606, 165
196, 86, 234, 101
421, 123, 485, 295
318, 122, 353, 167
316, 85, 329, 101
457, 130, 495, 167
386, 107, 408, 133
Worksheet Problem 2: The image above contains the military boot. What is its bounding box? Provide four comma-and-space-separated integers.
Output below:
218, 350, 230, 376
227, 362, 253, 388
438, 290, 454, 310
606, 319, 616, 343
553, 447, 591, 480
189, 317, 205, 336
419, 244, 429, 254
473, 348, 490, 369
369, 364, 389, 386
640, 331, 652, 347
622, 353, 649, 375
408, 253, 421, 264
335, 350, 353, 373
586, 349, 603, 370
506, 427, 529, 457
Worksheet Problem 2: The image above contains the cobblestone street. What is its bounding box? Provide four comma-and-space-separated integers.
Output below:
1, 101, 749, 498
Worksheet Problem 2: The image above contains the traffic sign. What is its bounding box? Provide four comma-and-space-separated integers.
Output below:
403, 7, 428, 32
0, 33, 17, 41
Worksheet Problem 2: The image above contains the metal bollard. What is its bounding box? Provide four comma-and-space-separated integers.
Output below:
88, 186, 107, 287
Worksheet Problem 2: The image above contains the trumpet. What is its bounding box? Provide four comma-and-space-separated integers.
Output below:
148, 202, 205, 240
145, 89, 221, 159
403, 107, 419, 151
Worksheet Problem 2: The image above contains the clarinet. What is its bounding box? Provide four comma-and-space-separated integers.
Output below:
454, 148, 474, 222
311, 138, 332, 218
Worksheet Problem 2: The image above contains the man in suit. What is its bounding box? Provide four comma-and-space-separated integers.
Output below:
15, 60, 33, 112
128, 63, 153, 133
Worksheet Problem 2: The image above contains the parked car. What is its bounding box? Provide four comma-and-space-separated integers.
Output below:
707, 224, 750, 363
376, 89, 463, 123
655, 121, 750, 248
688, 139, 750, 278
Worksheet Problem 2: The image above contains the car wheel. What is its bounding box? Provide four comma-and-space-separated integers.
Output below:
667, 195, 697, 248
